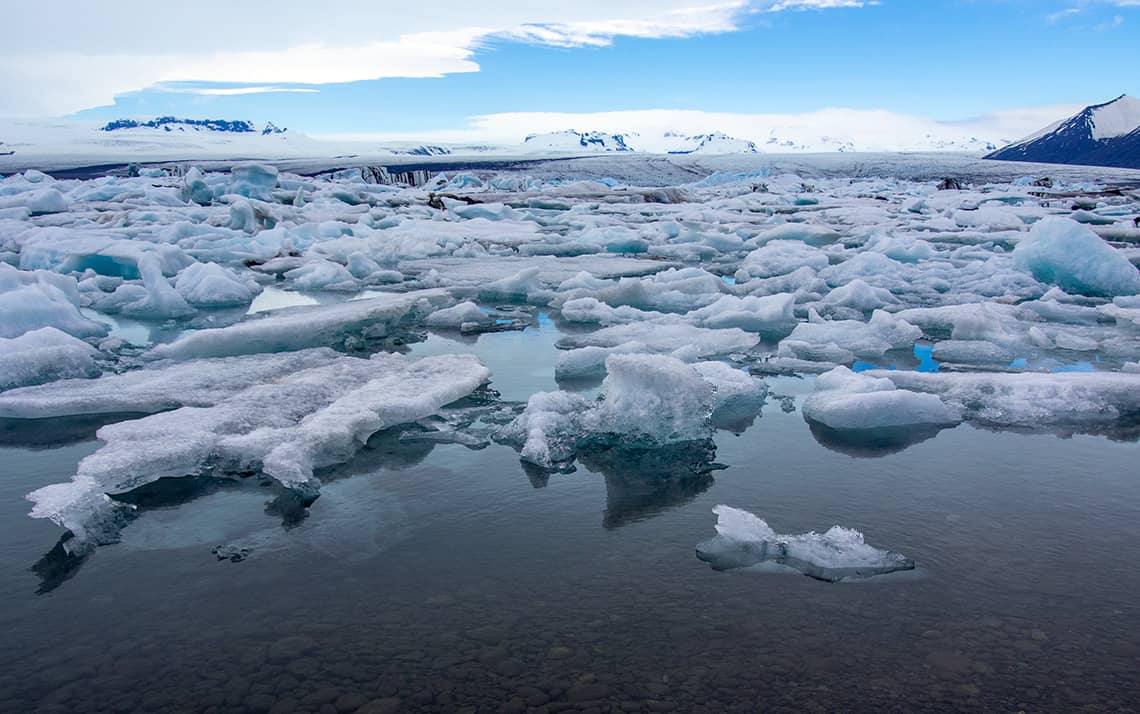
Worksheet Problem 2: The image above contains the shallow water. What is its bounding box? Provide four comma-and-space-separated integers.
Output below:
2, 317, 1139, 714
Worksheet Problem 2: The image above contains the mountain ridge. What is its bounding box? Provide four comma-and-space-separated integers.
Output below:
985, 95, 1140, 169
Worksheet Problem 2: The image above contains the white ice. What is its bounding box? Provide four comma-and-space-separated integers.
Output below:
696, 505, 914, 581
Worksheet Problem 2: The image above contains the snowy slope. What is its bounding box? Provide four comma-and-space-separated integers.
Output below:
986, 95, 1140, 169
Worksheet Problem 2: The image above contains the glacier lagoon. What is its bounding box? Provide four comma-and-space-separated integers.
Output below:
1, 154, 1139, 711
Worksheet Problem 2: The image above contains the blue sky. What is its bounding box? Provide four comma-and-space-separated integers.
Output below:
3, 1, 1136, 134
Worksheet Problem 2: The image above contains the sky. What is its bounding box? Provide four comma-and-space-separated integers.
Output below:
2, 0, 1138, 140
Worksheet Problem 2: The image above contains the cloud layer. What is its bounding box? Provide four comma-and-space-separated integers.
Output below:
2, 2, 771, 116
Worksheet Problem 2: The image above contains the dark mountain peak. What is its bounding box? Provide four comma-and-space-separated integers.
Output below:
985, 94, 1140, 170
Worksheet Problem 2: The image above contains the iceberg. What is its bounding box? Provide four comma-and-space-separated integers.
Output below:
696, 505, 915, 582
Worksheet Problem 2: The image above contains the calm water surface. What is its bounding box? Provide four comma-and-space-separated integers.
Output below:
1, 309, 1138, 713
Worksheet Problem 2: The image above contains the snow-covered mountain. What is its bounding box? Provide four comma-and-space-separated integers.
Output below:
102, 117, 288, 136
521, 129, 760, 154
388, 145, 452, 157
523, 130, 636, 152
662, 132, 758, 154
986, 95, 1140, 169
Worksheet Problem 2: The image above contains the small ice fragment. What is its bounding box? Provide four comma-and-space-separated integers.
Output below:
696, 505, 914, 582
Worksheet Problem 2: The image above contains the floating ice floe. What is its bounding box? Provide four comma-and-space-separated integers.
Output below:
0, 349, 342, 418
868, 369, 1140, 436
147, 289, 450, 360
779, 310, 922, 362
25, 352, 491, 551
802, 366, 962, 432
696, 505, 915, 582
557, 322, 759, 358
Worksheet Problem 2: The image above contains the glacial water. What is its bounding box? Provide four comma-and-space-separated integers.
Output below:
2, 313, 1138, 713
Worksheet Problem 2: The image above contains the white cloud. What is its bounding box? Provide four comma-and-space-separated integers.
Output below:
0, 3, 739, 116
155, 85, 320, 96
0, 0, 873, 117
765, 0, 872, 10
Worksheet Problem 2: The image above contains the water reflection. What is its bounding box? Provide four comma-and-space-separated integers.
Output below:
806, 421, 954, 458
579, 440, 724, 529
28, 425, 447, 594
0, 413, 149, 450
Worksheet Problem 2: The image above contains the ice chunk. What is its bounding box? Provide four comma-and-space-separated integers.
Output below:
869, 369, 1140, 435
17, 230, 192, 277
554, 342, 649, 381
737, 241, 829, 280
1012, 217, 1140, 297
284, 260, 359, 292
0, 349, 342, 418
821, 279, 899, 312
0, 266, 107, 339
802, 366, 961, 431
590, 354, 716, 443
148, 289, 449, 360
687, 294, 797, 336
0, 328, 101, 392
557, 322, 758, 357
691, 361, 768, 431
696, 505, 915, 582
477, 267, 545, 302
930, 340, 1014, 365
94, 254, 195, 319
26, 352, 491, 550
748, 223, 840, 247
424, 301, 492, 329
953, 206, 1023, 231
181, 167, 214, 205
782, 310, 921, 360
558, 297, 667, 325
228, 163, 279, 200
591, 268, 726, 313
500, 390, 595, 467
175, 262, 260, 307
498, 354, 722, 468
